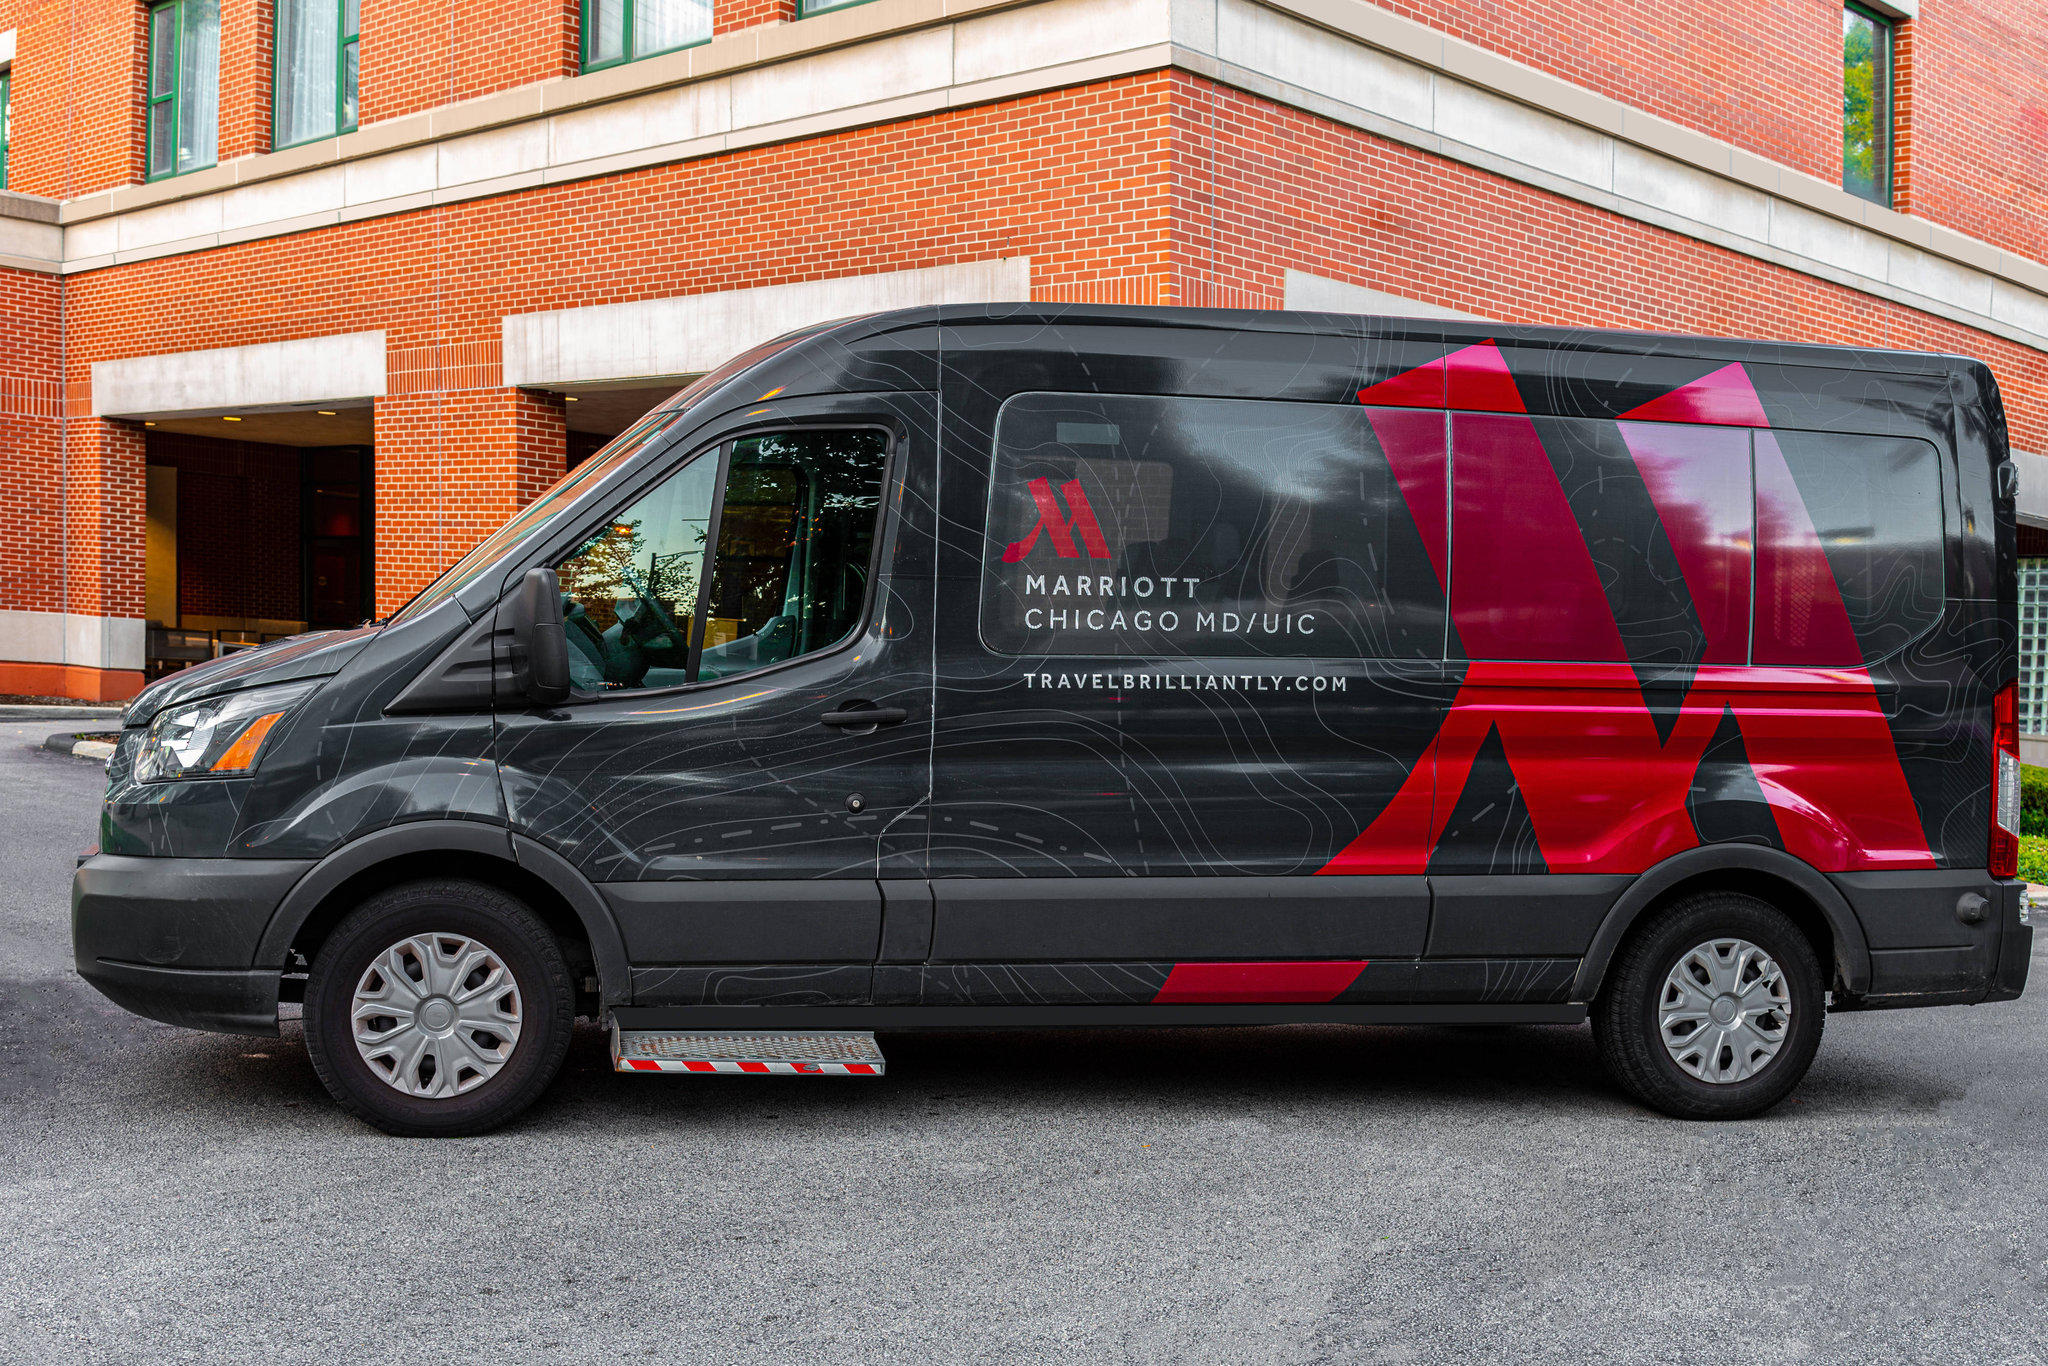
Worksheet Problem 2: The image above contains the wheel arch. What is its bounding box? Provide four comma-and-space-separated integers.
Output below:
1573, 845, 1870, 1003
255, 821, 631, 1010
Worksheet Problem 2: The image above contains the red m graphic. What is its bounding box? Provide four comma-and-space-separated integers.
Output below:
1001, 477, 1113, 563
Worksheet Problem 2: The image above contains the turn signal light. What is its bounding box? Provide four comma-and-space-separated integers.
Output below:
209, 711, 285, 773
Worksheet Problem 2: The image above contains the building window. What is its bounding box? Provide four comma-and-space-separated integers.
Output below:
1, 68, 11, 190
146, 0, 220, 179
274, 0, 359, 149
1842, 2, 1893, 205
2021, 560, 2048, 737
798, 0, 872, 13
582, 0, 710, 72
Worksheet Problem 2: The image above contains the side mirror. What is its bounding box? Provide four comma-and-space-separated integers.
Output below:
510, 567, 572, 705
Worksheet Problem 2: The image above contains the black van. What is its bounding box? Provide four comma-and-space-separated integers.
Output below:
74, 306, 2033, 1134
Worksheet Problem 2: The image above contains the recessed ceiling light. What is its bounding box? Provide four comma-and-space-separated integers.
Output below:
222, 415, 243, 422
144, 421, 157, 427
316, 410, 336, 416
564, 396, 579, 402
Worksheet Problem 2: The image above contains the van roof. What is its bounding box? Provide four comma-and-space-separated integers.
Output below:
802, 303, 1980, 378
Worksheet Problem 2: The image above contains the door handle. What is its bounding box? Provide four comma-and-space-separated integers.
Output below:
820, 703, 909, 728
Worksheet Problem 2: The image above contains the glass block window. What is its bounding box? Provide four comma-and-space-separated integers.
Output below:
2020, 559, 2048, 735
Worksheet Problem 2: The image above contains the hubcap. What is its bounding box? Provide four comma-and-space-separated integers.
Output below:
351, 933, 523, 1098
1657, 937, 1791, 1085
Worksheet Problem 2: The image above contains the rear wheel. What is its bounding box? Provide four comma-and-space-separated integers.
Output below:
1592, 891, 1825, 1120
304, 879, 575, 1136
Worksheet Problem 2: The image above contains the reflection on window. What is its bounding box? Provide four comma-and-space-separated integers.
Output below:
558, 455, 717, 692
981, 395, 1449, 660
147, 0, 221, 179
553, 428, 889, 692
1842, 3, 1893, 205
698, 431, 889, 681
583, 0, 710, 71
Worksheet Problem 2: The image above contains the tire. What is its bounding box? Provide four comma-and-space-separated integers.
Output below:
303, 879, 575, 1137
1591, 891, 1825, 1120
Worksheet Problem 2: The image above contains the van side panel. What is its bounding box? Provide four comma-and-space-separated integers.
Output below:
922, 315, 2009, 1008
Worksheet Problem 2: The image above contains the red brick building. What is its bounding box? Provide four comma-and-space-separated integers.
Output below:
1, 0, 2045, 706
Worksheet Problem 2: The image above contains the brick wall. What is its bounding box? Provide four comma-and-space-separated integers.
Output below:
1168, 72, 2048, 450
0, 265, 61, 618
715, 0, 795, 37
356, 0, 577, 125
0, 0, 146, 198
219, 0, 275, 163
2, 0, 2044, 262
371, 387, 565, 612
144, 433, 303, 621
1895, 0, 2048, 263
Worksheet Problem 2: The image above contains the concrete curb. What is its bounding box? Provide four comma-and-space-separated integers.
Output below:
1, 704, 121, 722
42, 732, 116, 762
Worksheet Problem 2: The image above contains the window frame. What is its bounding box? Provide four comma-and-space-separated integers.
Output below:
978, 390, 1457, 662
579, 0, 710, 75
145, 0, 218, 182
1841, 0, 1895, 207
550, 420, 898, 701
798, 0, 881, 16
271, 0, 359, 153
1, 67, 11, 190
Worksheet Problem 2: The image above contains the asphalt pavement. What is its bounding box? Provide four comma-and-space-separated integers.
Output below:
2, 718, 2044, 1364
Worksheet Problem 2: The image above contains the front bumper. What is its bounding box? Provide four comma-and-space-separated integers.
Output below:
72, 853, 314, 1035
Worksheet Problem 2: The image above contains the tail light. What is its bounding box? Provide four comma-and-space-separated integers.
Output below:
1991, 681, 2021, 879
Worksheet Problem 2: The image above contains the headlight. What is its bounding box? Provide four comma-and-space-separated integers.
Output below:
135, 681, 315, 782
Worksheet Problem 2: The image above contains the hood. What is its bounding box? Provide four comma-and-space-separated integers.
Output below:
122, 624, 383, 726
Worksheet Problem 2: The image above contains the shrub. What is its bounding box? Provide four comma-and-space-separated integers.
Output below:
2025, 765, 2048, 836
2019, 835, 2048, 886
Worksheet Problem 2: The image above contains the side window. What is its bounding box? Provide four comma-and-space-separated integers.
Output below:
698, 431, 890, 681
552, 428, 889, 693
274, 0, 361, 149
980, 394, 1448, 659
1450, 414, 1753, 666
146, 0, 220, 180
1755, 431, 1942, 666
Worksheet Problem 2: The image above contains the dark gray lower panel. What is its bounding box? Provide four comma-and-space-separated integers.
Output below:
629, 964, 873, 1007
611, 1003, 1588, 1030
601, 880, 883, 963
1425, 875, 1631, 957
871, 958, 1578, 1007
928, 876, 1430, 961
1829, 869, 1998, 949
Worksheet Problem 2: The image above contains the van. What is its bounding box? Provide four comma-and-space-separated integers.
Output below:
73, 306, 2033, 1134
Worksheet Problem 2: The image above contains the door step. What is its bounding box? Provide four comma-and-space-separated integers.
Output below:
611, 1026, 885, 1076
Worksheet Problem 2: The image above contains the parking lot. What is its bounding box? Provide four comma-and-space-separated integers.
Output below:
2, 716, 2044, 1363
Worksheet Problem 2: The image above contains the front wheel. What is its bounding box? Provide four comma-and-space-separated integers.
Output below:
1592, 891, 1825, 1120
303, 879, 575, 1136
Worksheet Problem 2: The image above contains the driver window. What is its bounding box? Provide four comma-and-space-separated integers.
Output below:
551, 428, 888, 692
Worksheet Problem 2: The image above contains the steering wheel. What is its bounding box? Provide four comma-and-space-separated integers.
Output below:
609, 564, 691, 654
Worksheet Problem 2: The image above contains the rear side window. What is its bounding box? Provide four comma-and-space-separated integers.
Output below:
553, 428, 889, 692
1450, 414, 1754, 667
980, 394, 1449, 659
1755, 431, 1943, 666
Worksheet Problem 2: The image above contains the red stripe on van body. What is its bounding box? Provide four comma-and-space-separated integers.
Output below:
1618, 362, 1771, 427
1320, 661, 1936, 875
1355, 341, 1525, 414
1322, 355, 1935, 876
1151, 961, 1369, 1003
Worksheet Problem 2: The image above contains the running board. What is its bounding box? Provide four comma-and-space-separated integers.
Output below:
611, 1026, 885, 1076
